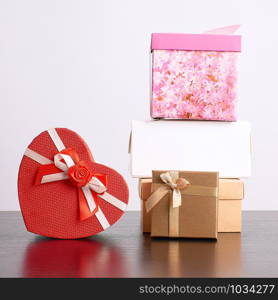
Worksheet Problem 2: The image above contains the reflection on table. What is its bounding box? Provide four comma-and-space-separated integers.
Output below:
139, 233, 241, 277
22, 237, 126, 278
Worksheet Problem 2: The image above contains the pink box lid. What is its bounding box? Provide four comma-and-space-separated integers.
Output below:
151, 33, 241, 52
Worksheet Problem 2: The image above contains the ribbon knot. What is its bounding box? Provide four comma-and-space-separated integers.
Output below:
145, 171, 191, 213
160, 171, 190, 208
35, 148, 108, 220
53, 149, 107, 194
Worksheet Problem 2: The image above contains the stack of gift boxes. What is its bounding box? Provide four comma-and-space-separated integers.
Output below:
130, 27, 251, 239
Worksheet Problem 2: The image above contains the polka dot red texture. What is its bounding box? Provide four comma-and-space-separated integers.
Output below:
17, 128, 129, 239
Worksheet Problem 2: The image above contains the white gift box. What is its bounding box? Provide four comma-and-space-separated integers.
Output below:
129, 120, 251, 178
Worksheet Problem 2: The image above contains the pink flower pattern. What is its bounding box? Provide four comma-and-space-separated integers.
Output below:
151, 50, 238, 121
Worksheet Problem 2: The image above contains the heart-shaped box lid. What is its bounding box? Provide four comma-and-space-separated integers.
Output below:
18, 128, 129, 239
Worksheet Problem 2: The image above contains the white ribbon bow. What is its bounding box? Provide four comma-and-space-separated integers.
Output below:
51, 152, 106, 193
41, 152, 107, 214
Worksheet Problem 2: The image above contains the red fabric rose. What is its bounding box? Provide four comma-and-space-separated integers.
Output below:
67, 161, 92, 187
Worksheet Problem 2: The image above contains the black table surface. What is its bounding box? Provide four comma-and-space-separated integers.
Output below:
0, 211, 277, 278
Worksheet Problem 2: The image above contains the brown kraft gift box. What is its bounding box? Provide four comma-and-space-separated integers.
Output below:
218, 179, 244, 232
146, 170, 219, 239
139, 178, 244, 233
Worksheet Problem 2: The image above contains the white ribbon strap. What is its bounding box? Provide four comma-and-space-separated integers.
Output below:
82, 186, 97, 213
41, 172, 68, 184
99, 192, 127, 211
24, 148, 67, 183
95, 208, 110, 230
54, 153, 75, 171
88, 177, 107, 194
40, 153, 75, 184
47, 128, 65, 152
24, 148, 53, 165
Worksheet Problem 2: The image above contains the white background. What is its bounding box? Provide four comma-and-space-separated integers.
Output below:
0, 0, 277, 211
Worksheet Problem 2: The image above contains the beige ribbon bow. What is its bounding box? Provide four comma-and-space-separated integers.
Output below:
160, 171, 190, 208
145, 171, 190, 213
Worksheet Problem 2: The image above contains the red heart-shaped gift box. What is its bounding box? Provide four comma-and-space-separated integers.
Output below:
18, 128, 129, 239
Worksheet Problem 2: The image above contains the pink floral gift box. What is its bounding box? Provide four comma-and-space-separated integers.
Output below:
151, 29, 241, 121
